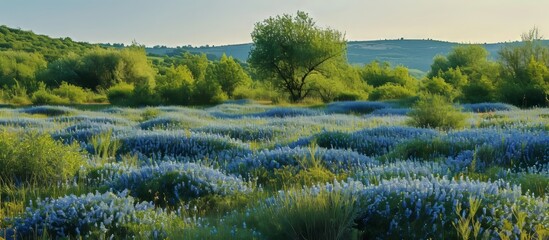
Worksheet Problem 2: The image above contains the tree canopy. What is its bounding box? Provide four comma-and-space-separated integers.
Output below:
248, 11, 346, 102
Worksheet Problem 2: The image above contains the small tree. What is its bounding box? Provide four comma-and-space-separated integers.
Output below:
498, 27, 549, 107
407, 94, 468, 130
211, 54, 251, 98
249, 11, 346, 102
156, 65, 194, 105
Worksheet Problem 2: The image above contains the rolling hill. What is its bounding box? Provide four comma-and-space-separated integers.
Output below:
146, 39, 549, 74
2, 25, 548, 74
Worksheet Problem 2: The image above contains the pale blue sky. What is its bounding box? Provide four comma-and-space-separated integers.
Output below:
1, 0, 548, 47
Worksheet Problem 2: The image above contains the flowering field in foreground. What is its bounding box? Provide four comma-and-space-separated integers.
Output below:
0, 102, 548, 239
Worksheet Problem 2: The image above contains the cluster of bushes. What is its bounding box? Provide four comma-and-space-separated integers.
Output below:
0, 130, 85, 185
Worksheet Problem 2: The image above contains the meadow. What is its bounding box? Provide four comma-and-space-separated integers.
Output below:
0, 101, 548, 239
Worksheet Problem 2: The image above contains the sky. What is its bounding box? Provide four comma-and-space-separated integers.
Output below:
1, 0, 548, 47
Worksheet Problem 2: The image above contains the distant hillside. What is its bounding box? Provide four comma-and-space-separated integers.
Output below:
2, 25, 548, 73
146, 39, 549, 73
0, 25, 97, 61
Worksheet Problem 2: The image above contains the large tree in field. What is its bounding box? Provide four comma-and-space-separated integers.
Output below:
248, 11, 346, 102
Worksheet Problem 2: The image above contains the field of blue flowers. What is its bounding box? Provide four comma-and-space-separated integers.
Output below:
0, 101, 548, 239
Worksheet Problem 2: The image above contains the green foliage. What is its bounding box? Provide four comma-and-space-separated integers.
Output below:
211, 54, 251, 98
193, 67, 228, 105
156, 65, 194, 105
453, 197, 483, 240
0, 130, 85, 185
90, 129, 121, 164
362, 61, 417, 89
0, 50, 47, 93
249, 11, 346, 102
51, 82, 92, 104
31, 84, 70, 105
106, 82, 134, 105
179, 52, 209, 81
461, 75, 497, 103
2, 82, 31, 105
313, 63, 370, 102
140, 107, 161, 121
232, 80, 282, 102
428, 45, 500, 103
447, 45, 489, 72
31, 89, 69, 105
499, 31, 549, 107
420, 76, 458, 101
515, 174, 549, 197
45, 47, 156, 91
369, 83, 416, 101
250, 188, 357, 240
0, 25, 95, 61
407, 94, 468, 130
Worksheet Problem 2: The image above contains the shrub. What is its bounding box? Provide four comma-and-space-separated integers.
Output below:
140, 107, 161, 121
250, 183, 359, 240
52, 82, 92, 103
107, 82, 134, 106
334, 91, 364, 101
0, 130, 85, 185
407, 94, 468, 130
369, 84, 416, 101
31, 88, 70, 105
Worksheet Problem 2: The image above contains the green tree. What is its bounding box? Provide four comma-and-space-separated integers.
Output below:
51, 47, 156, 91
211, 54, 251, 98
249, 11, 346, 102
498, 28, 549, 107
180, 52, 209, 81
156, 65, 194, 104
369, 83, 416, 101
0, 50, 47, 92
313, 62, 370, 102
420, 76, 458, 101
362, 61, 417, 89
461, 75, 497, 103
427, 45, 498, 102
193, 65, 228, 105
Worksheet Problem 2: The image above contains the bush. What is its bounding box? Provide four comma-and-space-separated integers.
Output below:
407, 94, 468, 130
250, 184, 359, 240
334, 92, 364, 101
369, 84, 416, 101
107, 82, 134, 106
52, 82, 92, 103
0, 130, 85, 185
31, 88, 70, 105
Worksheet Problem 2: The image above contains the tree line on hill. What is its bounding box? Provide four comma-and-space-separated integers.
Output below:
0, 14, 547, 107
